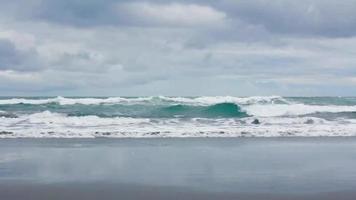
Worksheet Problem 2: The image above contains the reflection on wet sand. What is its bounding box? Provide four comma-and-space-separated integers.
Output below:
1, 138, 356, 199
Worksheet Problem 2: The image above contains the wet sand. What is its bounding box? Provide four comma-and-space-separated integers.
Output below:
1, 182, 356, 200
1, 137, 356, 199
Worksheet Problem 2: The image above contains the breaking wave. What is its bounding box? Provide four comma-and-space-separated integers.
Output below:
0, 96, 287, 106
1, 111, 356, 138
157, 103, 248, 118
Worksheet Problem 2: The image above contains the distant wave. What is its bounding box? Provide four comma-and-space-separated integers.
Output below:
0, 96, 287, 105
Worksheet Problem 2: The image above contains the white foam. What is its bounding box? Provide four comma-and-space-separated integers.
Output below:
0, 96, 153, 105
55, 96, 154, 105
0, 96, 287, 105
1, 111, 356, 138
26, 111, 150, 125
0, 98, 55, 105
159, 95, 287, 105
244, 104, 356, 117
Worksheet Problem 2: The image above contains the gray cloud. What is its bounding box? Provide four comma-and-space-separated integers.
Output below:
31, 0, 119, 27
1, 0, 356, 96
21, 0, 226, 28
0, 39, 22, 69
2, 0, 354, 38
0, 39, 40, 72
218, 0, 356, 37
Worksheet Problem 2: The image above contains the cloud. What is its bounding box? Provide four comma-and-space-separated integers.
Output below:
28, 0, 117, 27
0, 30, 36, 50
117, 2, 226, 27
26, 0, 227, 28
3, 0, 356, 38
0, 38, 40, 72
219, 0, 356, 37
1, 0, 356, 95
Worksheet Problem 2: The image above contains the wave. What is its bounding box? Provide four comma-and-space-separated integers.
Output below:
244, 104, 356, 117
0, 111, 17, 118
0, 96, 150, 105
156, 103, 248, 118
0, 96, 287, 106
157, 95, 287, 105
60, 103, 248, 118
2, 97, 356, 119
2, 102, 247, 118
305, 111, 356, 120
1, 111, 356, 138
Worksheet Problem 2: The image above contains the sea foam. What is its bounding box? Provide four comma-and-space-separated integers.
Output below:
244, 104, 356, 117
1, 110, 356, 138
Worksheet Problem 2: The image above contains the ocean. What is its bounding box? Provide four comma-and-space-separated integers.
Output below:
1, 96, 356, 138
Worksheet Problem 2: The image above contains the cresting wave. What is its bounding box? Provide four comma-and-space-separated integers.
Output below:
0, 103, 247, 118
156, 103, 248, 118
1, 96, 356, 117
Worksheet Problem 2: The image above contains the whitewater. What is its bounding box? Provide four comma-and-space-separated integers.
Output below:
1, 96, 356, 138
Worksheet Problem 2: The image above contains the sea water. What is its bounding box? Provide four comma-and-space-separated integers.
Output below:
1, 96, 356, 138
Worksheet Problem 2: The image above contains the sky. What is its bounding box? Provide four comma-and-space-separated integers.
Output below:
0, 0, 356, 96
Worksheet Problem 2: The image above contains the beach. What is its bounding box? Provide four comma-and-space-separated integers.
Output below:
1, 137, 356, 199
1, 0, 356, 198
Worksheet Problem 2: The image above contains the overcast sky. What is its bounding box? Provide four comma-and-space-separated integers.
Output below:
1, 0, 356, 96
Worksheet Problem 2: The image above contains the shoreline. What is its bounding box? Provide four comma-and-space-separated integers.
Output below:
2, 135, 356, 139
2, 182, 356, 200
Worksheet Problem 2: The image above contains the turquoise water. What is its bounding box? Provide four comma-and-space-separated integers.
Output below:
0, 102, 247, 118
1, 96, 355, 118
